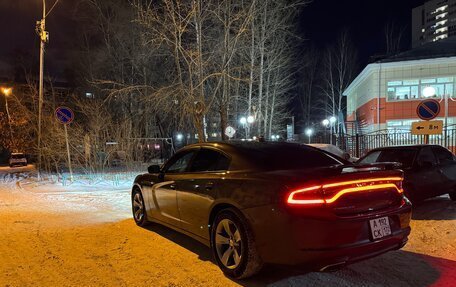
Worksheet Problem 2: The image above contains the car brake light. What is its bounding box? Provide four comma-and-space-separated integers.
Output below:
287, 177, 403, 206
287, 185, 325, 205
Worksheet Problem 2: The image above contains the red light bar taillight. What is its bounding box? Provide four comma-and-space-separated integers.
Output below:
287, 185, 325, 205
287, 177, 403, 206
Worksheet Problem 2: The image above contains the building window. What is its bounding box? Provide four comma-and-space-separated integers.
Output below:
386, 77, 453, 101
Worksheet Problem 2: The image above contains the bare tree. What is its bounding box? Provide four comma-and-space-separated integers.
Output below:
320, 30, 358, 132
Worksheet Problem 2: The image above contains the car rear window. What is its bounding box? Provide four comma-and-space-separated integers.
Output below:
11, 154, 25, 159
238, 144, 342, 170
359, 148, 417, 168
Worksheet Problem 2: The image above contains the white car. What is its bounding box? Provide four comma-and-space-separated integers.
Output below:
307, 144, 358, 162
9, 153, 27, 167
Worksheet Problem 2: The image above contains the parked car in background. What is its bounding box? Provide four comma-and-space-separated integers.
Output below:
357, 145, 456, 202
308, 143, 358, 162
9, 153, 27, 167
131, 142, 411, 279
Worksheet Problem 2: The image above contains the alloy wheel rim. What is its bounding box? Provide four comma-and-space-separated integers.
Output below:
133, 193, 144, 222
215, 218, 242, 269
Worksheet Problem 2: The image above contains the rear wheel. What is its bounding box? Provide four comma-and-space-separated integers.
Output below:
211, 208, 263, 279
132, 189, 150, 227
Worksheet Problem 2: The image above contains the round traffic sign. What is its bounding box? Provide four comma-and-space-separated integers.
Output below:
416, 99, 440, 121
225, 126, 236, 138
55, 106, 74, 124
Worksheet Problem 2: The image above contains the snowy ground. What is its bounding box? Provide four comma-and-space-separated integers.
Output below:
0, 168, 455, 286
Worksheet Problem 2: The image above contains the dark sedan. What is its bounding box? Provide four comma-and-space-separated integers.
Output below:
358, 145, 456, 202
131, 142, 411, 279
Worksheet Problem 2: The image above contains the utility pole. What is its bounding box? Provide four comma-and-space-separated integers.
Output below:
1, 87, 13, 148
36, 0, 49, 179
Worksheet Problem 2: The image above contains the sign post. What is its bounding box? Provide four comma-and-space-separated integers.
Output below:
414, 100, 441, 144
55, 107, 75, 181
225, 126, 236, 139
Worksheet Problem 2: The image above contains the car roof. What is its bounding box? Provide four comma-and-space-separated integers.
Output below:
180, 141, 322, 152
175, 141, 348, 170
367, 144, 443, 153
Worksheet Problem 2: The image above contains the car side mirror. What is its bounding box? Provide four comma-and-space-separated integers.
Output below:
148, 165, 161, 174
342, 153, 351, 161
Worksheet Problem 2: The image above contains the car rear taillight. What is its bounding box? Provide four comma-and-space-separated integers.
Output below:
287, 185, 325, 205
287, 177, 403, 206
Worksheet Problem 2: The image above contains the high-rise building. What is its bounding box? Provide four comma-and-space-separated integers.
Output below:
412, 0, 456, 47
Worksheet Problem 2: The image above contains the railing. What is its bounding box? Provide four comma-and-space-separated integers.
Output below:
337, 125, 456, 157
295, 125, 456, 157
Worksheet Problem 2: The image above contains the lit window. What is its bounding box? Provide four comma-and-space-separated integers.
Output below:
435, 20, 447, 27
436, 27, 448, 34
436, 5, 448, 13
436, 12, 448, 20
386, 78, 453, 102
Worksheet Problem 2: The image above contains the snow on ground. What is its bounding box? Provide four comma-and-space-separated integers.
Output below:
0, 168, 455, 286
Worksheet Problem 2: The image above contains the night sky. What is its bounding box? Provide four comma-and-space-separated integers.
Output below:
300, 0, 424, 66
0, 0, 424, 78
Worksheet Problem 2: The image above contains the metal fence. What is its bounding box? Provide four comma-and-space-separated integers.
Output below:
336, 125, 456, 157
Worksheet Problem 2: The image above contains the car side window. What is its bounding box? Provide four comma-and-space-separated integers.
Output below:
164, 151, 196, 173
432, 147, 454, 165
358, 151, 381, 164
417, 147, 437, 165
188, 149, 230, 172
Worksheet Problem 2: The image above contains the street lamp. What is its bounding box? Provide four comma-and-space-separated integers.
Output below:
305, 128, 313, 144
1, 87, 13, 148
240, 115, 254, 139
322, 116, 337, 145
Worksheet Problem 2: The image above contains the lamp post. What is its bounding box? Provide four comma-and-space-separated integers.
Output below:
240, 115, 255, 139
422, 86, 450, 145
1, 87, 13, 147
35, 0, 59, 178
322, 116, 337, 145
305, 128, 313, 144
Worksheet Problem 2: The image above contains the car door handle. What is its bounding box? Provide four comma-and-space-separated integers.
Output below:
169, 184, 176, 190
205, 182, 214, 190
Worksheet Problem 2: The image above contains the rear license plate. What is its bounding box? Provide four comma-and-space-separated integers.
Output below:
369, 217, 391, 240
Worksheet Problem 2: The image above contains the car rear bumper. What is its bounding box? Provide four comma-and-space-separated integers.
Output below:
242, 202, 411, 267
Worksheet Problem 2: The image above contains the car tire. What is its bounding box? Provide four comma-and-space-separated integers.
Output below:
210, 208, 263, 279
132, 188, 150, 227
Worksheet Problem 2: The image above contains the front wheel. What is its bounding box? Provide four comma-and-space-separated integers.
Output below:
211, 208, 263, 279
132, 189, 150, 227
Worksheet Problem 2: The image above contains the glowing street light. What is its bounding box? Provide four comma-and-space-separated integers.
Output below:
329, 116, 337, 124
240, 117, 247, 125
247, 115, 255, 124
322, 119, 330, 127
305, 128, 313, 143
1, 87, 13, 147
176, 133, 183, 141
1, 87, 12, 97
